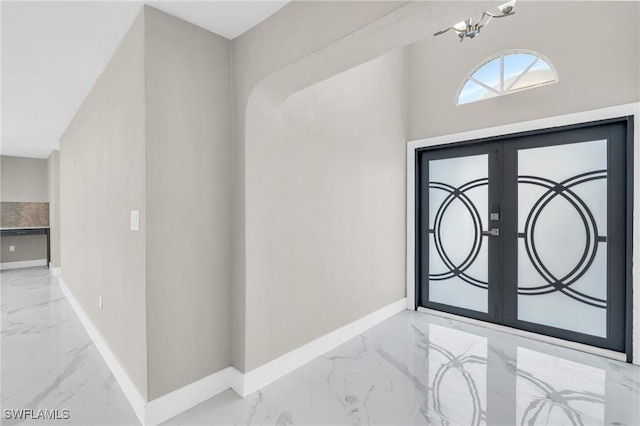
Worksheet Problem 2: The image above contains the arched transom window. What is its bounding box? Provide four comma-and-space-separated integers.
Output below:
457, 50, 558, 105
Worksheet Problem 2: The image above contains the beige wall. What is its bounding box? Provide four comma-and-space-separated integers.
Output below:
60, 11, 148, 399
47, 150, 61, 267
232, 0, 488, 372
144, 7, 232, 400
231, 0, 415, 373
244, 50, 407, 370
1, 156, 48, 202
407, 1, 640, 140
59, 6, 233, 401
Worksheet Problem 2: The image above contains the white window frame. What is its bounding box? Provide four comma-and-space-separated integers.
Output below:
457, 49, 559, 105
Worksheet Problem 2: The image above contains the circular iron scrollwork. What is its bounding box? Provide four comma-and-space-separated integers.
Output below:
428, 170, 607, 308
518, 170, 607, 308
429, 178, 489, 290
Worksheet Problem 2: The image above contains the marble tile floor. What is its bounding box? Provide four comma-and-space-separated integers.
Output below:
1, 267, 138, 425
2, 267, 640, 426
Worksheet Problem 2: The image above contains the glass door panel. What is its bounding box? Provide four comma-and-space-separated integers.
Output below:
517, 140, 608, 337
418, 119, 629, 355
428, 155, 489, 313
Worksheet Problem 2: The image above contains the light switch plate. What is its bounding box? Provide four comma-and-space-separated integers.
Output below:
130, 210, 140, 231
9, 245, 15, 252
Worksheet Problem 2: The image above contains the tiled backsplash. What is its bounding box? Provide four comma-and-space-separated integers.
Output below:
0, 202, 49, 228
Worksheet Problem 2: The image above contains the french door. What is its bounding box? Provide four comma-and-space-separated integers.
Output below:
417, 119, 632, 355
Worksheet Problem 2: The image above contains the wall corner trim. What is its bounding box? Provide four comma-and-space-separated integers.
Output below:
49, 263, 61, 276
145, 367, 236, 425
228, 367, 245, 397
58, 277, 147, 424
58, 280, 406, 424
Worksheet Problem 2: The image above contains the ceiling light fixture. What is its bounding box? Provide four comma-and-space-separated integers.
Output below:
434, 0, 516, 42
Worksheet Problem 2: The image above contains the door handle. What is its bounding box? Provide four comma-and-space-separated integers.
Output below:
489, 228, 500, 236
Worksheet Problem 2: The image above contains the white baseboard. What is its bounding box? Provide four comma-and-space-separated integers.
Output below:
59, 276, 238, 425
240, 298, 408, 397
49, 263, 61, 276
228, 367, 245, 397
58, 277, 146, 424
0, 259, 47, 270
58, 278, 406, 424
145, 367, 236, 425
146, 298, 407, 421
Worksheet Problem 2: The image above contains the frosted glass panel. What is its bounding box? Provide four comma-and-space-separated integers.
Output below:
429, 154, 488, 313
517, 140, 607, 337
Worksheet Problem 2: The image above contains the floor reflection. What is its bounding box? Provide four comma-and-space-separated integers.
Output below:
516, 348, 605, 426
421, 321, 630, 426
428, 325, 487, 426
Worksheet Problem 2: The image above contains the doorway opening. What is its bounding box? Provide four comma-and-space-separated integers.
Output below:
415, 118, 633, 360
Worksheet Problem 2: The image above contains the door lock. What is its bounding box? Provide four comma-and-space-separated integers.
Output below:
490, 213, 500, 221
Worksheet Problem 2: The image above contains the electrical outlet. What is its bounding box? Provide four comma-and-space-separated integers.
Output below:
9, 245, 15, 252
98, 295, 103, 310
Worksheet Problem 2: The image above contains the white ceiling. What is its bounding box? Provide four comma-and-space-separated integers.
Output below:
0, 1, 289, 159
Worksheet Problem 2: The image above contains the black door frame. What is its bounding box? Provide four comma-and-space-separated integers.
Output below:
418, 142, 502, 324
414, 117, 634, 362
